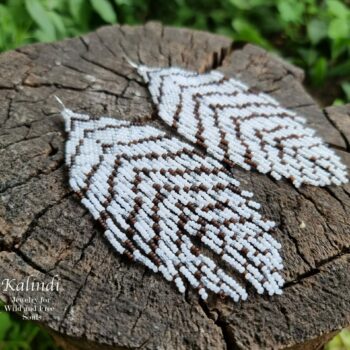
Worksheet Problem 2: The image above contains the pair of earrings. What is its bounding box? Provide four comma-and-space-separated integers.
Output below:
58, 61, 347, 302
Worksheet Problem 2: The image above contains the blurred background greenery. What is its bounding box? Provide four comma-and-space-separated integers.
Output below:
0, 302, 59, 349
0, 0, 349, 349
0, 0, 349, 104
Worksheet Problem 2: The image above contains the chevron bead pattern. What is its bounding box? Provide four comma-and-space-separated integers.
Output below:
60, 103, 284, 301
136, 65, 348, 188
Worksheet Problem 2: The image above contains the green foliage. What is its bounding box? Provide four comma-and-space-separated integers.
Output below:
90, 0, 117, 24
326, 329, 350, 350
0, 0, 349, 104
0, 303, 59, 350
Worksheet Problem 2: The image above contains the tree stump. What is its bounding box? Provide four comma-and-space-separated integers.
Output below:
0, 22, 349, 350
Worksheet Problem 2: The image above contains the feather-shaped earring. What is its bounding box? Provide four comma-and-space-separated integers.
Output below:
57, 98, 283, 301
130, 63, 348, 188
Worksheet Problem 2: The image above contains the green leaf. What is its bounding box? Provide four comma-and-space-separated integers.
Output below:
229, 0, 253, 10
114, 0, 133, 5
90, 0, 117, 23
341, 82, 350, 101
0, 312, 12, 340
210, 9, 228, 22
328, 18, 349, 40
24, 0, 56, 41
69, 0, 85, 21
0, 3, 9, 17
310, 57, 327, 85
298, 48, 318, 66
339, 329, 350, 347
325, 329, 350, 349
307, 19, 327, 44
69, 0, 91, 30
328, 59, 350, 77
327, 0, 349, 18
48, 12, 66, 38
277, 1, 304, 23
332, 98, 345, 106
330, 38, 349, 60
232, 18, 272, 49
33, 28, 55, 43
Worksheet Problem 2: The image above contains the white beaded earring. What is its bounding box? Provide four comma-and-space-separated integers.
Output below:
58, 98, 284, 302
130, 62, 348, 188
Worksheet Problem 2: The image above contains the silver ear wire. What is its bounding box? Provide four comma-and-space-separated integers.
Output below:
123, 55, 140, 69
54, 95, 65, 109
54, 96, 90, 132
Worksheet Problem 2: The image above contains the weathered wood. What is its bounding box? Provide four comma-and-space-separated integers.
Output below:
0, 22, 349, 350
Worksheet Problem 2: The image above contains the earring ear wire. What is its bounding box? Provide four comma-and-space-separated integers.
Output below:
123, 55, 140, 69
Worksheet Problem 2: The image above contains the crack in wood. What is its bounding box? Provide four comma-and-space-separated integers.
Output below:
323, 108, 350, 152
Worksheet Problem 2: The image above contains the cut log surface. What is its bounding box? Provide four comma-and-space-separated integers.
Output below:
0, 22, 350, 350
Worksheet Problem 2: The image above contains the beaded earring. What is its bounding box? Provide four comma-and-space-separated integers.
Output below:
130, 62, 348, 188
57, 98, 283, 302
